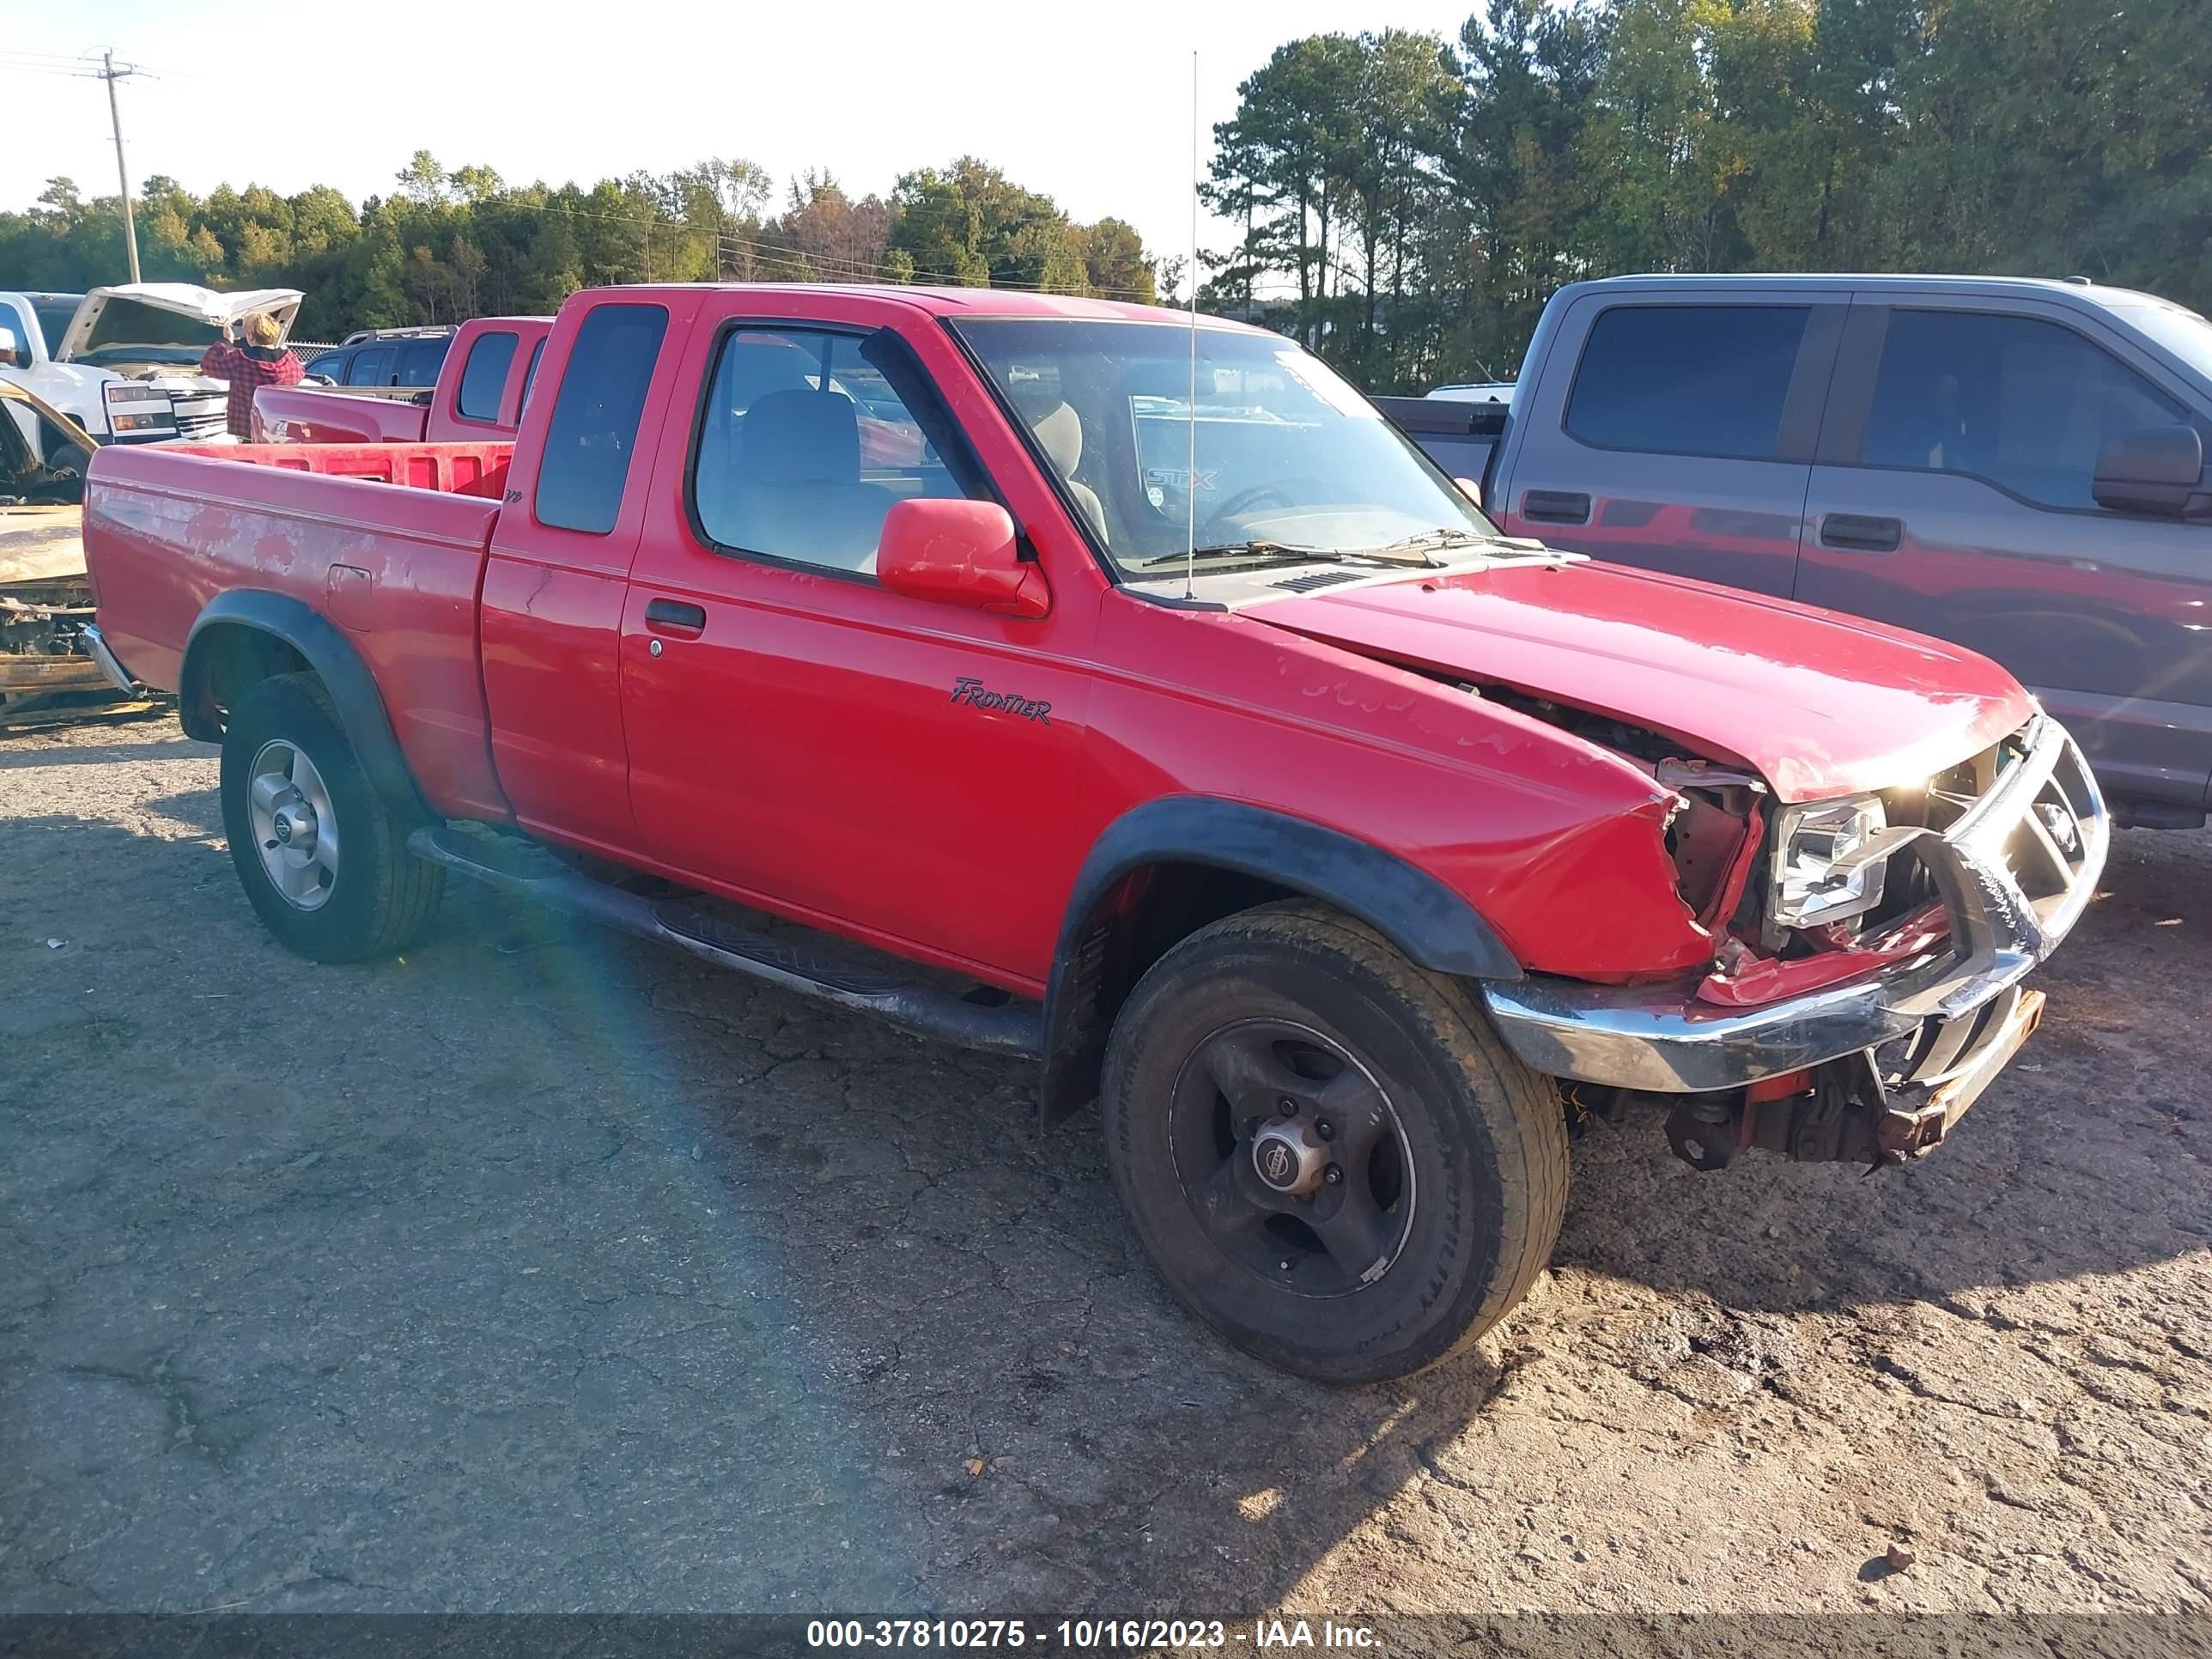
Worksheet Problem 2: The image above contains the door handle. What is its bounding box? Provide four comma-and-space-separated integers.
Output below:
644, 598, 707, 633
1521, 489, 1592, 525
646, 592, 703, 632
1820, 514, 1903, 553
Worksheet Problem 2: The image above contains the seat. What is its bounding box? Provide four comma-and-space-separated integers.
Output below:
1033, 401, 1109, 545
706, 389, 892, 572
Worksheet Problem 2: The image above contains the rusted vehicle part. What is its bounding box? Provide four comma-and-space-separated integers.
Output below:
0, 380, 138, 725
1647, 984, 2048, 1172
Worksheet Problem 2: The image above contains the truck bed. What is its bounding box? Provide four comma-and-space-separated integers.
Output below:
82, 440, 514, 815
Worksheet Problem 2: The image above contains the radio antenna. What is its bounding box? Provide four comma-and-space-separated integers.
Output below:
1184, 49, 1200, 601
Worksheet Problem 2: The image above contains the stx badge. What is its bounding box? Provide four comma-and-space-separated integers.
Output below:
950, 677, 1051, 724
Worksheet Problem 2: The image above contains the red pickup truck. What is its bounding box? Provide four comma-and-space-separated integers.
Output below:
250, 316, 552, 446
79, 283, 2107, 1382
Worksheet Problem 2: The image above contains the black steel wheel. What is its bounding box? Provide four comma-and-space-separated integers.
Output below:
1101, 900, 1568, 1384
1169, 1017, 1416, 1297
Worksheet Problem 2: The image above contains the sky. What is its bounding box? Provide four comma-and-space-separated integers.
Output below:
0, 0, 1483, 287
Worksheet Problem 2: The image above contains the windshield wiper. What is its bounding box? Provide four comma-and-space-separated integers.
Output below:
1133, 541, 1341, 570
1354, 527, 1496, 562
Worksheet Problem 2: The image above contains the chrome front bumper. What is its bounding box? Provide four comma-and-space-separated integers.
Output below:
1483, 714, 2107, 1095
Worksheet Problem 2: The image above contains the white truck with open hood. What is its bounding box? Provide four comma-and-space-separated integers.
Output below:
0, 283, 302, 444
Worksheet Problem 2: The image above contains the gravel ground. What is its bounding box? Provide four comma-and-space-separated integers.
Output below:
3, 714, 2210, 1629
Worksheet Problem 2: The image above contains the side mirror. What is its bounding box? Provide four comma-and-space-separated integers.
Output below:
1453, 476, 1484, 509
2093, 423, 2208, 517
878, 498, 1050, 618
0, 325, 18, 368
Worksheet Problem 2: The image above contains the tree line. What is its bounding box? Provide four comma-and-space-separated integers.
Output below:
5, 0, 2204, 390
0, 152, 1158, 341
1205, 0, 2212, 390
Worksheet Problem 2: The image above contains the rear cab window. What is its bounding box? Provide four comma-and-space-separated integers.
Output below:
397, 337, 447, 387
519, 338, 546, 413
454, 330, 520, 423
1566, 305, 1811, 460
344, 348, 391, 386
535, 303, 670, 534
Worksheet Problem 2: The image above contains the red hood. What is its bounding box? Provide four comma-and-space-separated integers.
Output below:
1250, 559, 2034, 803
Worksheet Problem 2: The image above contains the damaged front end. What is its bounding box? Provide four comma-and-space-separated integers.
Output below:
1484, 713, 2107, 1172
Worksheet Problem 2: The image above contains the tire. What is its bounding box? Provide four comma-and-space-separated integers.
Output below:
218, 672, 443, 963
1100, 900, 1567, 1385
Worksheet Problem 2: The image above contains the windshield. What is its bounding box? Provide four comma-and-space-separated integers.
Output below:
72, 297, 222, 368
951, 318, 1496, 573
2111, 300, 2212, 384
32, 299, 79, 356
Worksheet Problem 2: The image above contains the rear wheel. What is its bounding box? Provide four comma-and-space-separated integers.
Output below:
218, 672, 443, 963
1100, 901, 1567, 1384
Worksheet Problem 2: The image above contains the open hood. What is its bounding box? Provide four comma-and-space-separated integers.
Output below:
56, 283, 304, 363
1249, 560, 2036, 803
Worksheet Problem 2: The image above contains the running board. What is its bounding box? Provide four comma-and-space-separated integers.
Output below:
406, 825, 1043, 1057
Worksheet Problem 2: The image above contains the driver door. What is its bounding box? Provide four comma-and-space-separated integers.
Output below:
617, 303, 1100, 985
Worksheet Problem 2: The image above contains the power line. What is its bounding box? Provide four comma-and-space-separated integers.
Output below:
0, 49, 97, 68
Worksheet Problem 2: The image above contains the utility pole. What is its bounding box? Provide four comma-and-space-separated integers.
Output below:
99, 51, 142, 283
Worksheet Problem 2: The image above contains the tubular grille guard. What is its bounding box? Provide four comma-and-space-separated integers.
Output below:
1887, 714, 2107, 1024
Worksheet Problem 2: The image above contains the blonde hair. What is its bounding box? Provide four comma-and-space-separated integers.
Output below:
246, 313, 282, 346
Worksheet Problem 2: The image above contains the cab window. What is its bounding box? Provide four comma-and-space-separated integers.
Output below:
689, 325, 989, 574
455, 331, 520, 422
518, 338, 546, 412
344, 347, 392, 386
396, 337, 447, 387
1858, 309, 2191, 511
1566, 305, 1810, 461
536, 304, 669, 535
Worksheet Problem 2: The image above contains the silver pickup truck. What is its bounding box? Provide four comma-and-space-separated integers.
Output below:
1382, 274, 2212, 829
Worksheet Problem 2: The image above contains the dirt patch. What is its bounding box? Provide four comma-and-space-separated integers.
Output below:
2, 716, 2209, 1621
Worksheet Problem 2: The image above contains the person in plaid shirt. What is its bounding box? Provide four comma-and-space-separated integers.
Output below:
198, 313, 303, 439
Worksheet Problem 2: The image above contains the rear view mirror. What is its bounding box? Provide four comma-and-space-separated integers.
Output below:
878, 498, 1050, 618
2093, 423, 2208, 517
0, 325, 18, 368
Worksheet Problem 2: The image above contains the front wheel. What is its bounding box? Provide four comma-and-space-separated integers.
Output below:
1100, 901, 1567, 1384
218, 672, 444, 963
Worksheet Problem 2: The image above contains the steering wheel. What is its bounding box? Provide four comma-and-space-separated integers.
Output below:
1204, 479, 1302, 533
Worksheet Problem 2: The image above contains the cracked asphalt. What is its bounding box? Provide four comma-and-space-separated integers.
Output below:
3, 714, 2211, 1622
